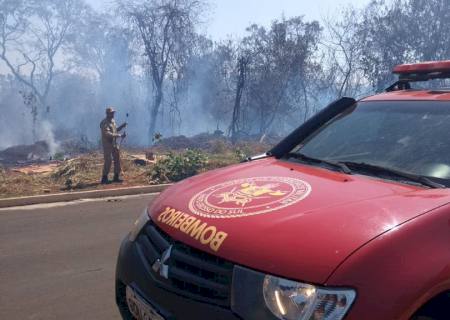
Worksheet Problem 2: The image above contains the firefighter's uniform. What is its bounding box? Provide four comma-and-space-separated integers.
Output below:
100, 107, 125, 183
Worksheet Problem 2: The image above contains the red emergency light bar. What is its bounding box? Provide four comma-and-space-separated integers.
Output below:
386, 60, 450, 92
393, 60, 450, 75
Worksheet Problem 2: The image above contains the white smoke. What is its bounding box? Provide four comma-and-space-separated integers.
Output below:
36, 120, 60, 156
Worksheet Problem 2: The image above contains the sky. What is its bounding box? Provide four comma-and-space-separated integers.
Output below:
87, 0, 371, 40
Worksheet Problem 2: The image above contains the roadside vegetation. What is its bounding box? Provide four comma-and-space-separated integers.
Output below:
0, 140, 270, 199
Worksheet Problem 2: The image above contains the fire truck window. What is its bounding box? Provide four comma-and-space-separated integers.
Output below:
297, 101, 450, 179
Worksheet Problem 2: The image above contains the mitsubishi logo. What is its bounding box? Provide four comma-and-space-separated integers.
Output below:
152, 245, 172, 279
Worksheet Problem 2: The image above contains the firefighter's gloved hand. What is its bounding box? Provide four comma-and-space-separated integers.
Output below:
118, 122, 128, 131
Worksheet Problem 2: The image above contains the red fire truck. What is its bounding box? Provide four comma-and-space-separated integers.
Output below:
116, 61, 450, 320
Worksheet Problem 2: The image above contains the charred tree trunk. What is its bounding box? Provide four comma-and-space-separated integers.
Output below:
229, 56, 249, 144
149, 85, 163, 145
125, 1, 202, 146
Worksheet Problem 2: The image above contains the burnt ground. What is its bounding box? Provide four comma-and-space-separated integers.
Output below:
0, 136, 271, 199
0, 152, 153, 199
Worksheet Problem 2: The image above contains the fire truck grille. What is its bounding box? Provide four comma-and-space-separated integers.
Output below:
135, 220, 234, 307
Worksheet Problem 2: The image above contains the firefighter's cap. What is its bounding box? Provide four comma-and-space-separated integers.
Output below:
106, 107, 116, 114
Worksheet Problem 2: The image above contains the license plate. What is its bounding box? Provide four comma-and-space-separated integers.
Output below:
126, 286, 165, 320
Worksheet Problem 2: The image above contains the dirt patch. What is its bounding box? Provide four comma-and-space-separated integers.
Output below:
12, 162, 60, 174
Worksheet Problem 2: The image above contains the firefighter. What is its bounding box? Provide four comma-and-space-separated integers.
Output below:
100, 107, 127, 184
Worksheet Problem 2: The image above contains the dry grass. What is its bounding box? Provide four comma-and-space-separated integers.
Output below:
0, 152, 151, 199
0, 142, 270, 199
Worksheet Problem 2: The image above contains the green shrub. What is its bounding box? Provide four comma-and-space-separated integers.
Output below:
150, 149, 208, 183
234, 147, 248, 161
0, 166, 5, 184
210, 139, 229, 154
53, 152, 65, 161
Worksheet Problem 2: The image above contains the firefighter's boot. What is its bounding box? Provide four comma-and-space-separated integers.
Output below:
113, 174, 123, 183
101, 175, 110, 184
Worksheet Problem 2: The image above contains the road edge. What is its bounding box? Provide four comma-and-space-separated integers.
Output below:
0, 184, 171, 208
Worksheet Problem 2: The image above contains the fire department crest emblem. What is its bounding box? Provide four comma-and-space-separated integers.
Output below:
188, 176, 311, 218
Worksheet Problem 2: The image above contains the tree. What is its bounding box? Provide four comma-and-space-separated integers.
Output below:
0, 0, 85, 139
406, 0, 450, 61
242, 17, 322, 137
355, 0, 450, 92
229, 49, 250, 143
357, 0, 413, 92
120, 0, 205, 144
70, 11, 137, 108
71, 13, 132, 83
181, 39, 237, 137
207, 41, 238, 132
322, 8, 365, 98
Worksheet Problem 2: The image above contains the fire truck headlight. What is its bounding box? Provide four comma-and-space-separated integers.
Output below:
263, 275, 356, 320
129, 209, 150, 242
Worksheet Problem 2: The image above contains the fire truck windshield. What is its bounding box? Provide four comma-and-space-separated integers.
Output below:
295, 101, 450, 184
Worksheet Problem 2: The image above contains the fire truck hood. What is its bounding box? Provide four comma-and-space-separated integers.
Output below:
148, 157, 450, 284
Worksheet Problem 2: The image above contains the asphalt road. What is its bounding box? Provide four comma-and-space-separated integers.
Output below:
0, 194, 157, 320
